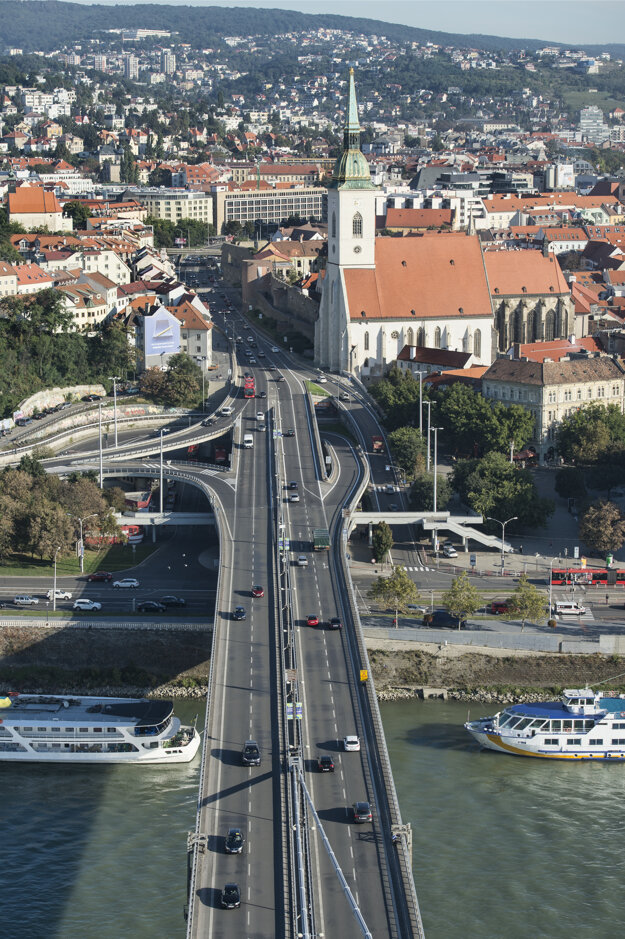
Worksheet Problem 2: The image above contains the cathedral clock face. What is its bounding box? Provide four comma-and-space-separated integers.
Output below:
353, 245, 361, 253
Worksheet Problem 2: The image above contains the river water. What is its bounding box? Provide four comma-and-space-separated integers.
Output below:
3, 699, 625, 938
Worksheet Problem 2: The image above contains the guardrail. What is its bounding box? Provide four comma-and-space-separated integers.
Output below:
0, 617, 211, 632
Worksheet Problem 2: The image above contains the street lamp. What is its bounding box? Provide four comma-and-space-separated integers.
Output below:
432, 427, 443, 513
52, 545, 62, 611
416, 370, 426, 435
68, 513, 98, 574
197, 356, 207, 411
486, 515, 518, 576
423, 400, 432, 472
160, 429, 165, 513
548, 557, 558, 615
98, 401, 103, 489
109, 375, 121, 447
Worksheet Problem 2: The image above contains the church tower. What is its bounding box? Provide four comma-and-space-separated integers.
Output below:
315, 69, 377, 371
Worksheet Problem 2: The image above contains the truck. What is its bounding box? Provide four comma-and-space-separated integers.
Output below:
372, 435, 384, 453
313, 528, 330, 551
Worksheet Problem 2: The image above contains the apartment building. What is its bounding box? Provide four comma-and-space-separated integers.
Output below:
212, 185, 326, 233
130, 188, 214, 224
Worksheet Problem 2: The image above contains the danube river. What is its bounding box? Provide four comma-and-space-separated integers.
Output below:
3, 700, 624, 937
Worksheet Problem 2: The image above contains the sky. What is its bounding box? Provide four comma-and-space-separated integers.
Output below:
71, 0, 625, 47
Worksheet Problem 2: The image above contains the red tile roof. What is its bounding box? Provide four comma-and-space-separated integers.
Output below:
8, 187, 62, 215
484, 250, 570, 296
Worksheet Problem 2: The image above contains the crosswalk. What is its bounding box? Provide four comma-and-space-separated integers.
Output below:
401, 565, 431, 573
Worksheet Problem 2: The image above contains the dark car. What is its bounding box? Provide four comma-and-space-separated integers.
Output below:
81, 394, 101, 402
233, 606, 246, 620
283, 429, 295, 437
241, 740, 261, 766
288, 481, 298, 490
329, 617, 343, 630
160, 596, 186, 607
353, 801, 373, 823
423, 609, 466, 629
137, 601, 166, 613
15, 417, 33, 426
201, 417, 214, 427
318, 755, 335, 772
257, 390, 267, 399
224, 828, 245, 854
220, 883, 241, 909
87, 571, 113, 582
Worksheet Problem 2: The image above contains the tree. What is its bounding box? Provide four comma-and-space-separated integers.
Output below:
441, 571, 481, 629
507, 574, 549, 631
162, 352, 201, 407
388, 426, 425, 480
369, 367, 421, 430
139, 366, 167, 400
557, 403, 625, 464
554, 467, 587, 501
63, 200, 92, 228
452, 452, 554, 530
579, 501, 625, 556
367, 565, 421, 628
372, 521, 393, 562
409, 472, 452, 511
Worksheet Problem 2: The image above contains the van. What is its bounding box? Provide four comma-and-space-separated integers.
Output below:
221, 405, 234, 416
554, 601, 586, 615
243, 433, 253, 449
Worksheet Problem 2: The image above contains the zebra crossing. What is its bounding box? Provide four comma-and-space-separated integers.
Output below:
401, 565, 431, 572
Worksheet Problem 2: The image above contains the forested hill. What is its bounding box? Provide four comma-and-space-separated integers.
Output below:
0, 1, 622, 56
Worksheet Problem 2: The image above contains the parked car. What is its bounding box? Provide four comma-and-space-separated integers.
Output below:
14, 595, 39, 606
73, 599, 101, 612
318, 755, 335, 772
224, 828, 245, 855
442, 544, 458, 558
47, 588, 72, 601
137, 600, 166, 613
489, 600, 510, 615
352, 801, 373, 823
113, 578, 139, 589
423, 609, 466, 629
87, 571, 112, 582
220, 883, 241, 909
160, 596, 186, 608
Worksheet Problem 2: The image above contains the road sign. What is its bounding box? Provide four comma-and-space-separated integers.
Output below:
574, 546, 579, 559
470, 553, 476, 567
360, 669, 368, 683
295, 703, 302, 720
287, 703, 293, 720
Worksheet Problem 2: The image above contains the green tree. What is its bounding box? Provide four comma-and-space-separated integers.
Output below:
139, 366, 167, 400
554, 467, 587, 501
367, 565, 420, 628
452, 452, 554, 530
63, 200, 92, 228
369, 367, 421, 430
507, 574, 549, 631
409, 472, 452, 511
372, 520, 393, 562
441, 571, 481, 629
579, 501, 625, 555
162, 353, 202, 407
387, 426, 425, 480
557, 403, 625, 464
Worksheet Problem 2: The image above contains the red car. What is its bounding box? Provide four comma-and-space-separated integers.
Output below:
87, 571, 113, 582
251, 585, 264, 598
306, 614, 319, 626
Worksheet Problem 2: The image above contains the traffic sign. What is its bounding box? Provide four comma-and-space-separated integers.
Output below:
295, 703, 302, 720
287, 703, 293, 720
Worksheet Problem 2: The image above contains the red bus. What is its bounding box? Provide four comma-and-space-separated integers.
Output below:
551, 567, 625, 586
244, 376, 255, 398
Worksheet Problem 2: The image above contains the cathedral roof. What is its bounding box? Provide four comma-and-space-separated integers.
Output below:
329, 69, 376, 192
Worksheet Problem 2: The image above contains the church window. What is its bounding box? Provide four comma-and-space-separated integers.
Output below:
545, 311, 555, 342
407, 327, 414, 345
434, 327, 441, 349
331, 212, 336, 238
417, 327, 425, 347
474, 329, 481, 357
391, 330, 399, 339
352, 212, 363, 238
364, 331, 369, 351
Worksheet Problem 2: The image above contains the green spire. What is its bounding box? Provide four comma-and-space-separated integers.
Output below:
329, 68, 376, 191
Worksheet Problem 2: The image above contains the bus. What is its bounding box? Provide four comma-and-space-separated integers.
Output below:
551, 567, 625, 586
244, 376, 255, 398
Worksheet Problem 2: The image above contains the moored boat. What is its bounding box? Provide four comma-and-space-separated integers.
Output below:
0, 693, 201, 764
465, 688, 625, 760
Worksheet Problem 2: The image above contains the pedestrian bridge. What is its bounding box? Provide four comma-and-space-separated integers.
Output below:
349, 511, 513, 553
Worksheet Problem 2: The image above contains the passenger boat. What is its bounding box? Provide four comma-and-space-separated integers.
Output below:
465, 688, 625, 760
0, 693, 201, 764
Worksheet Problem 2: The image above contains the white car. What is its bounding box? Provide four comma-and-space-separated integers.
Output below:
47, 588, 73, 601
14, 595, 39, 606
343, 736, 361, 752
442, 545, 458, 558
113, 578, 139, 588
317, 376, 328, 383
73, 599, 102, 611
271, 346, 280, 353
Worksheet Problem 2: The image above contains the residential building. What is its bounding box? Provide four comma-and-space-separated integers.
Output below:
7, 186, 72, 231
212, 185, 325, 233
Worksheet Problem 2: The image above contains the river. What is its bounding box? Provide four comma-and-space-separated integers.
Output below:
3, 699, 624, 938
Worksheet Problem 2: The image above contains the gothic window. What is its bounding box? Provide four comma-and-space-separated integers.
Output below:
474, 329, 481, 357
352, 212, 363, 238
391, 330, 399, 339
526, 310, 536, 343
434, 327, 441, 348
364, 331, 369, 351
417, 327, 425, 347
331, 212, 336, 238
545, 311, 555, 342
514, 308, 524, 343
406, 327, 414, 345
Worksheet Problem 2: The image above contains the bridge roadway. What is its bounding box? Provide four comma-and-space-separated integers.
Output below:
35, 315, 422, 936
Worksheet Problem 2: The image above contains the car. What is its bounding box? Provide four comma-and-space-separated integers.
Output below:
249, 358, 257, 364
87, 571, 112, 583
251, 585, 264, 598
221, 406, 234, 416
81, 393, 101, 402
73, 599, 102, 612
160, 596, 186, 608
47, 588, 73, 601
15, 417, 33, 426
339, 392, 350, 401
257, 390, 267, 399
329, 617, 343, 630
423, 609, 466, 629
33, 412, 46, 420
306, 614, 319, 626
288, 481, 298, 490
489, 600, 510, 615
14, 595, 39, 606
113, 578, 139, 589
137, 600, 166, 613
257, 351, 265, 357
256, 411, 264, 422
246, 336, 253, 342
283, 429, 295, 437
220, 883, 241, 909
289, 493, 300, 503
268, 364, 277, 371
201, 417, 214, 427
241, 740, 261, 766
271, 346, 280, 353
442, 545, 458, 558
317, 376, 328, 383
233, 606, 246, 620
297, 555, 308, 567
343, 736, 360, 752
352, 801, 373, 823
224, 828, 245, 855
318, 755, 335, 772
277, 375, 285, 382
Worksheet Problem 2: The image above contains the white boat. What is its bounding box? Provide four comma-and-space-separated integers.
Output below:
0, 693, 201, 764
465, 688, 625, 761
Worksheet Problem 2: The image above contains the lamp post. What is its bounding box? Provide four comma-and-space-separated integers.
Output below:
548, 557, 557, 615
68, 513, 98, 574
52, 545, 62, 612
486, 515, 518, 576
198, 356, 207, 411
416, 370, 426, 435
424, 400, 432, 472
160, 429, 164, 513
98, 401, 103, 489
432, 427, 443, 513
109, 375, 121, 448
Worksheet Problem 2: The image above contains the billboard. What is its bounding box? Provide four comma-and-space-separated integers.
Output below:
143, 311, 180, 356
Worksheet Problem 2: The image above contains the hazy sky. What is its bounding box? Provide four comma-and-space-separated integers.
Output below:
74, 0, 625, 47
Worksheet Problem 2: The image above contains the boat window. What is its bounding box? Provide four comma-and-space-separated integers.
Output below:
612, 738, 625, 745
613, 722, 625, 729
588, 739, 603, 745
563, 721, 573, 733
585, 720, 595, 730
106, 728, 117, 733
79, 727, 88, 733
529, 719, 548, 730
550, 720, 561, 732
544, 738, 559, 746
574, 720, 585, 731
93, 727, 102, 733
514, 718, 532, 731
566, 738, 581, 745
498, 715, 513, 728
37, 726, 46, 732
51, 727, 60, 732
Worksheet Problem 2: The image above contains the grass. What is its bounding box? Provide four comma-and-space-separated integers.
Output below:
305, 380, 331, 397
0, 543, 159, 578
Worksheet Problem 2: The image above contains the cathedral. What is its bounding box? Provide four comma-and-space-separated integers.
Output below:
315, 71, 575, 378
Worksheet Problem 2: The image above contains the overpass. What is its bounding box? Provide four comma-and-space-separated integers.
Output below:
350, 511, 513, 553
